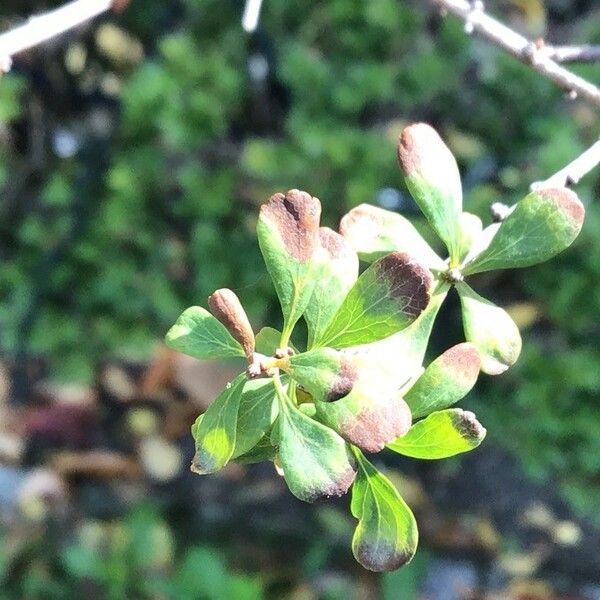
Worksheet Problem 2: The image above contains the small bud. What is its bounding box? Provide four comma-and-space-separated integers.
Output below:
208, 289, 255, 358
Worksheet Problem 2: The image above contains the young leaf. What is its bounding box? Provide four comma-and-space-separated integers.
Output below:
318, 252, 433, 349
457, 282, 522, 375
304, 228, 359, 347
255, 327, 298, 355
405, 343, 481, 419
463, 188, 585, 275
191, 375, 246, 474
387, 408, 486, 459
285, 348, 358, 403
351, 451, 418, 571
208, 288, 255, 358
315, 376, 412, 453
397, 123, 462, 261
166, 307, 246, 360
231, 378, 278, 459
257, 190, 323, 341
273, 396, 356, 502
339, 204, 445, 269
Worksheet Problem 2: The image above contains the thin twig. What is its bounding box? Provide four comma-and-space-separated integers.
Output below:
431, 0, 600, 108
531, 139, 600, 191
0, 0, 114, 73
539, 45, 600, 64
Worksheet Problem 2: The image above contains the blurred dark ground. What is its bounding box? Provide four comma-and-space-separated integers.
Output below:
0, 0, 599, 598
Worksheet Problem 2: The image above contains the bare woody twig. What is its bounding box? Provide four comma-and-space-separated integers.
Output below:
431, 0, 600, 108
539, 45, 600, 65
0, 0, 118, 74
531, 139, 600, 191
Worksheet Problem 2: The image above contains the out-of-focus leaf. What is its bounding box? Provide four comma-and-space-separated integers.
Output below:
351, 450, 418, 571
457, 283, 522, 375
257, 190, 324, 341
191, 375, 246, 474
305, 228, 359, 347
318, 252, 433, 349
405, 343, 481, 419
463, 188, 585, 274
397, 123, 462, 261
387, 408, 486, 459
166, 307, 245, 360
456, 212, 483, 264
273, 395, 356, 502
340, 204, 444, 269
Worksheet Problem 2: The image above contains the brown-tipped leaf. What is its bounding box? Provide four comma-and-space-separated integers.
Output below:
319, 252, 433, 349
405, 343, 481, 419
208, 288, 255, 358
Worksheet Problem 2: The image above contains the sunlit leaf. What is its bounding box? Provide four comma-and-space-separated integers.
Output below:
405, 343, 481, 419
351, 450, 418, 571
318, 252, 433, 349
456, 212, 483, 264
397, 123, 462, 261
257, 190, 324, 340
463, 188, 585, 275
339, 204, 444, 269
191, 374, 246, 474
387, 408, 486, 459
273, 395, 356, 502
166, 306, 245, 360
305, 227, 359, 347
457, 283, 522, 375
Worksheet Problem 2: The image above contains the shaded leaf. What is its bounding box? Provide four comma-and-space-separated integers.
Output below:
254, 327, 298, 355
257, 190, 324, 339
351, 450, 418, 571
231, 378, 278, 459
305, 227, 359, 347
463, 188, 585, 275
339, 204, 444, 269
397, 123, 462, 260
166, 306, 245, 360
405, 343, 481, 419
191, 374, 246, 474
234, 434, 276, 465
387, 408, 486, 459
273, 394, 356, 502
285, 347, 358, 403
457, 283, 522, 375
456, 212, 483, 264
319, 252, 433, 349
208, 288, 255, 357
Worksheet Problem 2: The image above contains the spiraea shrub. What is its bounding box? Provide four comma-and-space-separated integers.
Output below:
166, 123, 585, 571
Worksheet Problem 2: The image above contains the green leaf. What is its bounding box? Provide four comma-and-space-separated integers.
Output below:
339, 204, 444, 269
351, 450, 418, 571
315, 373, 412, 453
233, 434, 276, 465
463, 188, 585, 275
166, 307, 245, 360
273, 393, 356, 502
305, 227, 359, 347
387, 408, 486, 459
231, 378, 278, 459
254, 327, 298, 355
397, 123, 462, 261
352, 282, 450, 391
257, 190, 324, 342
318, 252, 433, 349
285, 348, 357, 403
405, 343, 481, 419
191, 374, 246, 474
457, 283, 522, 375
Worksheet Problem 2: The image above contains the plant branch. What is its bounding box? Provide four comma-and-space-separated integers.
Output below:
0, 0, 115, 73
531, 139, 600, 191
430, 0, 600, 108
539, 45, 600, 64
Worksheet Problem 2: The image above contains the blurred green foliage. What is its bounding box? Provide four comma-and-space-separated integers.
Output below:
0, 0, 598, 516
